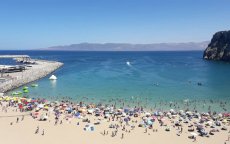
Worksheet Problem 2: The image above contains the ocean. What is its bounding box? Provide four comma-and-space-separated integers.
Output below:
1, 50, 230, 112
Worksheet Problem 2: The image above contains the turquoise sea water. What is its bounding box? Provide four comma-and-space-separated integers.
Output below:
1, 51, 230, 112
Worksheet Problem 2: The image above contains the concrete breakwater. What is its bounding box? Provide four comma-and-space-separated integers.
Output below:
0, 59, 63, 93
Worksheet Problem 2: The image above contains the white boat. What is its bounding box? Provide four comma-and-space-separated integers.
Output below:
49, 75, 57, 80
126, 61, 131, 66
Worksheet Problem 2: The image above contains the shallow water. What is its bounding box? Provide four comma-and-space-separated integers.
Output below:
1, 50, 230, 112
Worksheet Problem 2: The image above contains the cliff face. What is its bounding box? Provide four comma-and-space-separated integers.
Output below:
203, 30, 230, 61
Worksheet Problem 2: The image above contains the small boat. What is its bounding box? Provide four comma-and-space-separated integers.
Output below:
31, 84, 38, 87
23, 89, 29, 93
49, 75, 57, 80
23, 86, 28, 90
12, 92, 19, 95
126, 61, 131, 66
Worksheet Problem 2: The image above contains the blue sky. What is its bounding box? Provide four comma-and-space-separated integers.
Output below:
0, 0, 230, 49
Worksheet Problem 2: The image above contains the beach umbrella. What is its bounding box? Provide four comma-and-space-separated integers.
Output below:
142, 116, 148, 120
124, 118, 129, 122
218, 113, 223, 118
87, 109, 94, 114
122, 112, 126, 117
145, 112, 151, 117
27, 98, 31, 102
158, 112, 163, 116
186, 111, 192, 116
197, 124, 203, 129
222, 119, 227, 124
40, 114, 48, 120
105, 113, 110, 118
166, 112, 171, 116
34, 112, 39, 115
117, 109, 122, 112
6, 97, 10, 101
179, 110, 184, 113
13, 97, 18, 101
190, 132, 198, 137
37, 104, 44, 108
81, 108, 87, 113
124, 108, 129, 113
206, 121, 213, 125
75, 112, 81, 117
170, 109, 175, 112
153, 111, 159, 116
147, 119, 153, 125
44, 105, 49, 110
152, 116, 157, 120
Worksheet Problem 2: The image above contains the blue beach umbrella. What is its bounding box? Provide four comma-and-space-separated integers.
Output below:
147, 119, 153, 125
75, 112, 81, 117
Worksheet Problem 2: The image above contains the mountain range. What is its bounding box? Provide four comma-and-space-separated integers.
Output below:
43, 41, 209, 51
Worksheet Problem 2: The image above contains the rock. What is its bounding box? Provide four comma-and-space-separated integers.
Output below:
203, 30, 230, 61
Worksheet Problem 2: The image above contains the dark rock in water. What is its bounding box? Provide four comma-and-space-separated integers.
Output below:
203, 30, 230, 61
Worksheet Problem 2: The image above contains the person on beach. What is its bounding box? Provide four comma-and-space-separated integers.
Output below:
193, 136, 196, 142
227, 135, 230, 141
55, 119, 58, 125
121, 133, 124, 139
16, 117, 19, 123
42, 129, 45, 136
35, 126, 39, 134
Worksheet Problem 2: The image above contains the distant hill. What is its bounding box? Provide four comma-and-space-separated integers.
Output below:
203, 30, 230, 61
43, 41, 209, 51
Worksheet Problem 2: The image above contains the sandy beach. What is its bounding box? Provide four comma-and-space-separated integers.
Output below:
0, 96, 229, 144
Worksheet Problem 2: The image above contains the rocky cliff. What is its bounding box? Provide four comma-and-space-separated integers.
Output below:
203, 30, 230, 61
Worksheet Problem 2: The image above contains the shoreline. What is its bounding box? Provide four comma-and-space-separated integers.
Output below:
0, 59, 63, 93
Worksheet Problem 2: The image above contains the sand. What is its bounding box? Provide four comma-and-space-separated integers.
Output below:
0, 105, 229, 144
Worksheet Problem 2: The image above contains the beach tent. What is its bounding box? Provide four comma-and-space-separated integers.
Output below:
37, 104, 44, 108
